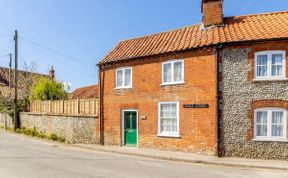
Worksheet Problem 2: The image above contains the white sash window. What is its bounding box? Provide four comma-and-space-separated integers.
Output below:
115, 67, 132, 89
162, 60, 184, 85
254, 51, 286, 80
254, 108, 287, 141
158, 102, 180, 137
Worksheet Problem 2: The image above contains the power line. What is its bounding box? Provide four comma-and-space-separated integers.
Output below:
0, 38, 14, 55
0, 17, 12, 33
22, 39, 96, 80
19, 36, 93, 67
0, 54, 10, 58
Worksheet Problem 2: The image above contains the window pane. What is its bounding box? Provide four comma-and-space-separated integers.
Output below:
257, 66, 268, 77
272, 54, 283, 65
173, 62, 183, 82
272, 125, 283, 137
257, 55, 268, 65
272, 111, 284, 137
160, 103, 177, 134
116, 70, 123, 87
272, 54, 283, 76
256, 111, 267, 137
256, 55, 268, 77
256, 111, 267, 123
256, 125, 267, 136
124, 69, 131, 86
163, 63, 172, 83
272, 112, 283, 124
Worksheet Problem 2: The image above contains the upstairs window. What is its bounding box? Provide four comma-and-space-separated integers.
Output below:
254, 51, 286, 80
162, 60, 184, 85
115, 67, 132, 89
254, 108, 287, 141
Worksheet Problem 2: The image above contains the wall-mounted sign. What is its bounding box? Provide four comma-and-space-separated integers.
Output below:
183, 104, 209, 108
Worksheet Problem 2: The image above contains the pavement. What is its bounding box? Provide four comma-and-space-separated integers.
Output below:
74, 144, 288, 171
1, 130, 288, 178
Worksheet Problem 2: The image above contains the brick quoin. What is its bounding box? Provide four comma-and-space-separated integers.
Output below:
99, 48, 218, 155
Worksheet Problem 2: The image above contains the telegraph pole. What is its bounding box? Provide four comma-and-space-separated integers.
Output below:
13, 30, 18, 132
9, 53, 12, 97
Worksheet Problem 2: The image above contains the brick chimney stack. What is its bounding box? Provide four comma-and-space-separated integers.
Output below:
49, 66, 55, 79
202, 0, 223, 27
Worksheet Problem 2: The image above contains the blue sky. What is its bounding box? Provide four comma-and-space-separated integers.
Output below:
0, 0, 287, 91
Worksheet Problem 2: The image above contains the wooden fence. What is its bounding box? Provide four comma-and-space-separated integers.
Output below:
30, 99, 98, 116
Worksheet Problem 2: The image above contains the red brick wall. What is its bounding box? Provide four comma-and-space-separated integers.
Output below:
99, 49, 218, 155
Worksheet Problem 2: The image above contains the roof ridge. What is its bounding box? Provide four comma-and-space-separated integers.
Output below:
99, 10, 288, 65
118, 23, 202, 43
225, 10, 288, 19
119, 11, 288, 44
0, 66, 47, 76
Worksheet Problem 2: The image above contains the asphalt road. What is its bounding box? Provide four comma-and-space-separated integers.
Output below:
0, 130, 288, 178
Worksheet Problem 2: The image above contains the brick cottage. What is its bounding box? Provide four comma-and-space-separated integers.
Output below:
97, 0, 288, 159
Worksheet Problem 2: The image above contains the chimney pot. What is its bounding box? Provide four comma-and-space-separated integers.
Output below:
49, 66, 55, 79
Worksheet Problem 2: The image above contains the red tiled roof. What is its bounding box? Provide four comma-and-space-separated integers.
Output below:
0, 67, 48, 98
70, 85, 98, 99
99, 11, 288, 65
0, 67, 47, 86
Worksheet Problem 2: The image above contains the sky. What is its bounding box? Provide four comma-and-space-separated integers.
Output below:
0, 0, 287, 91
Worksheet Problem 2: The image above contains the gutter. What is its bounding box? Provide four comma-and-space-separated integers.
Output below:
98, 65, 104, 145
216, 44, 223, 157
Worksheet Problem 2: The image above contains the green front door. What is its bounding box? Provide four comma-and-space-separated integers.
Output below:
123, 111, 137, 146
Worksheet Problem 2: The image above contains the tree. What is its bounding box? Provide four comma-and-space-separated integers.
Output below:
30, 77, 67, 101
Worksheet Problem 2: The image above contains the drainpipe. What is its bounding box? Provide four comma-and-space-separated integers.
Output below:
98, 65, 104, 145
216, 44, 223, 157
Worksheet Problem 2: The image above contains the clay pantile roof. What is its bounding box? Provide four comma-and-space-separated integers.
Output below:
99, 11, 288, 65
70, 85, 98, 99
0, 67, 48, 86
0, 67, 48, 98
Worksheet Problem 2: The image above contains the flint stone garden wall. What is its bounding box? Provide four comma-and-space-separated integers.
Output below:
20, 112, 97, 144
0, 112, 13, 128
219, 47, 288, 160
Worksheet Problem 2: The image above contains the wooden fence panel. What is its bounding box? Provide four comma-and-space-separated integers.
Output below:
30, 99, 98, 116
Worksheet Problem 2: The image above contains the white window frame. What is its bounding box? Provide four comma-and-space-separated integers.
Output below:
254, 51, 286, 80
161, 59, 184, 85
157, 101, 180, 138
253, 108, 287, 141
115, 67, 132, 89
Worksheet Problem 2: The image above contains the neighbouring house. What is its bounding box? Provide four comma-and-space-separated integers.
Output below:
98, 0, 288, 159
69, 85, 98, 99
0, 66, 54, 99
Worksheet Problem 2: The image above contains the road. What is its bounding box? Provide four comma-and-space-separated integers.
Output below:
0, 130, 287, 178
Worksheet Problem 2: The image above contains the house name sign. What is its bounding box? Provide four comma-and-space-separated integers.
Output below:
183, 104, 209, 108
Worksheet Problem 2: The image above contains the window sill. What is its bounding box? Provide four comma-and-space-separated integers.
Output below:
160, 82, 185, 86
252, 78, 288, 82
252, 138, 288, 142
114, 87, 132, 90
157, 134, 181, 138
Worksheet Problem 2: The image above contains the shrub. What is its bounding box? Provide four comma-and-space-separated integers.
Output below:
57, 137, 65, 143
30, 77, 67, 101
16, 128, 22, 133
47, 133, 58, 141
24, 129, 32, 135
37, 131, 46, 138
31, 129, 39, 137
